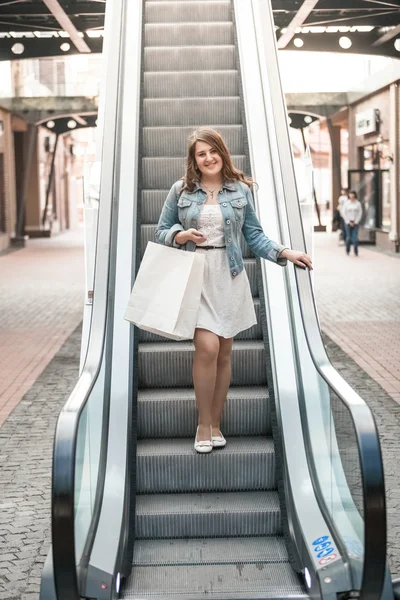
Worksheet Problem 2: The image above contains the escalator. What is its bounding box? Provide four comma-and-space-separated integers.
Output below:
41, 2, 392, 600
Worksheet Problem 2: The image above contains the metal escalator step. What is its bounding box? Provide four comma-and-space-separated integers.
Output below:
139, 298, 261, 343
136, 437, 275, 493
137, 385, 270, 438
133, 536, 289, 566
139, 338, 265, 388
141, 190, 171, 222
145, 23, 234, 47
145, 1, 232, 24
142, 156, 245, 188
135, 491, 281, 538
143, 125, 244, 158
122, 563, 306, 599
144, 97, 240, 127
144, 70, 239, 98
140, 223, 253, 259
144, 46, 236, 71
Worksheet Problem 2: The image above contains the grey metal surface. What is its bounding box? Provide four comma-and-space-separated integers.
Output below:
145, 23, 233, 46
144, 70, 239, 98
136, 437, 275, 493
145, 1, 232, 23
144, 46, 236, 71
135, 491, 281, 539
144, 97, 241, 127
139, 340, 266, 388
137, 385, 270, 438
122, 563, 305, 599
133, 537, 289, 565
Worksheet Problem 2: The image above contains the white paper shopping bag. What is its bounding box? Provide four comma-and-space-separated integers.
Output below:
124, 242, 205, 341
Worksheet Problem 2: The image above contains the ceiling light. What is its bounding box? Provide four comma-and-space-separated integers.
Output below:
395, 39, 400, 52
67, 120, 77, 129
11, 43, 24, 55
47, 121, 55, 129
60, 43, 70, 52
304, 116, 313, 124
339, 36, 352, 49
288, 117, 292, 125
294, 38, 304, 48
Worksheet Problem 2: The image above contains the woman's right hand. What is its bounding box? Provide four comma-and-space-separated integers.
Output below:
175, 228, 207, 245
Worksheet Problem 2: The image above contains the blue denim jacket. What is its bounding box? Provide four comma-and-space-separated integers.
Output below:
155, 179, 288, 278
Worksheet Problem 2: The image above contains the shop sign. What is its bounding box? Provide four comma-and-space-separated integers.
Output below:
356, 109, 380, 136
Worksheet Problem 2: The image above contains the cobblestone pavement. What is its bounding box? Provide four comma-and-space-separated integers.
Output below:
0, 326, 81, 600
0, 229, 85, 426
313, 232, 400, 406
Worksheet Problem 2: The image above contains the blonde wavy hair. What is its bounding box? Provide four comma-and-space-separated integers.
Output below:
178, 127, 256, 196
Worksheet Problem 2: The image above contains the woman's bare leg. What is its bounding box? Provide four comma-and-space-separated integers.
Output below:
193, 328, 220, 441
211, 337, 233, 436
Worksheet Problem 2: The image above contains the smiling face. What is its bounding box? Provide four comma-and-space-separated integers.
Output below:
194, 141, 224, 178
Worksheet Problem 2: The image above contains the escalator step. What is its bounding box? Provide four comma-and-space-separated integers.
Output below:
135, 491, 280, 539
136, 437, 275, 493
145, 1, 232, 24
139, 338, 265, 388
144, 70, 239, 98
142, 156, 245, 188
145, 23, 234, 47
140, 223, 254, 259
144, 46, 236, 71
144, 97, 241, 127
142, 125, 244, 158
137, 385, 270, 439
122, 564, 305, 599
133, 536, 289, 566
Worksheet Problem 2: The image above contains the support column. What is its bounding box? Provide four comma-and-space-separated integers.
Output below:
389, 83, 399, 252
327, 118, 342, 215
14, 125, 39, 243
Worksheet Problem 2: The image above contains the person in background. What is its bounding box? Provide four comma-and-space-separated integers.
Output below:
337, 188, 348, 245
342, 190, 362, 257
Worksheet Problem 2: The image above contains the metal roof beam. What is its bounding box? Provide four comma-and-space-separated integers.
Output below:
372, 22, 400, 45
40, 0, 91, 53
0, 3, 104, 16
294, 9, 399, 27
71, 114, 88, 125
273, 0, 397, 9
277, 0, 320, 48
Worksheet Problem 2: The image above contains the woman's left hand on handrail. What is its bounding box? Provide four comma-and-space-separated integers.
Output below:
280, 249, 313, 270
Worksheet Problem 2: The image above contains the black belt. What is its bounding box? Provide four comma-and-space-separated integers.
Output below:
197, 245, 226, 250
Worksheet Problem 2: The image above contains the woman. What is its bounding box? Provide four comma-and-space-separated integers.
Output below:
156, 127, 312, 453
342, 190, 362, 257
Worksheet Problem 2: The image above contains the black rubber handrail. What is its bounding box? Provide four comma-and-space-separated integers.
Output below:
254, 2, 387, 598
52, 376, 99, 600
51, 1, 126, 596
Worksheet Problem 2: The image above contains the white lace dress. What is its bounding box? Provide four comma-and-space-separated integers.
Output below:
195, 204, 257, 339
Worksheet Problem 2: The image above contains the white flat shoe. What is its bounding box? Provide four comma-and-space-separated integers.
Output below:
212, 431, 226, 448
194, 426, 213, 454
